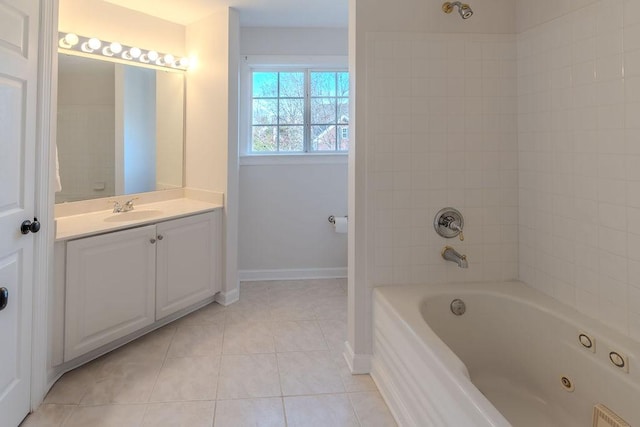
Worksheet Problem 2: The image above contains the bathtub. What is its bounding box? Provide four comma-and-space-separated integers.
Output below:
371, 281, 640, 427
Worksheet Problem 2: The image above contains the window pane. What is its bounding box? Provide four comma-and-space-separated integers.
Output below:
311, 125, 336, 151
253, 72, 278, 97
279, 98, 304, 124
337, 72, 349, 96
338, 125, 349, 151
337, 98, 349, 123
311, 72, 336, 97
252, 126, 277, 152
279, 126, 304, 151
252, 99, 278, 125
280, 72, 305, 97
311, 98, 337, 124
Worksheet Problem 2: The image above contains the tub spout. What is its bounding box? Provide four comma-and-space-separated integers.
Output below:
442, 246, 468, 268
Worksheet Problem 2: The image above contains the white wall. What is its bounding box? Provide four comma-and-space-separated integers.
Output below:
238, 27, 349, 280
348, 0, 517, 370
517, 0, 640, 340
59, 0, 185, 55
186, 8, 240, 304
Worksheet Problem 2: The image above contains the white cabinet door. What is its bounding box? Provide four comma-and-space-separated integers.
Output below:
64, 225, 157, 361
156, 211, 221, 320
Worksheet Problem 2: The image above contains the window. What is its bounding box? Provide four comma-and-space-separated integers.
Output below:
250, 69, 349, 154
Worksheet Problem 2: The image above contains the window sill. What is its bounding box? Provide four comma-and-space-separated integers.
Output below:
239, 153, 348, 166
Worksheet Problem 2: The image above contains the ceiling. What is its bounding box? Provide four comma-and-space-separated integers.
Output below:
103, 0, 348, 28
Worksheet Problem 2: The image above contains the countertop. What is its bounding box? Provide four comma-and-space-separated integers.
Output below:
55, 198, 223, 241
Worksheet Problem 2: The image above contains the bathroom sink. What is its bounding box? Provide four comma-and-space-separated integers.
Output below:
104, 209, 164, 222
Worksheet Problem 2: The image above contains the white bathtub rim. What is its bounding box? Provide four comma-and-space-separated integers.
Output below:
373, 288, 511, 427
373, 280, 640, 426
384, 281, 640, 364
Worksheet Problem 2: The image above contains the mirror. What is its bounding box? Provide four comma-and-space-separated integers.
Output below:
55, 54, 185, 203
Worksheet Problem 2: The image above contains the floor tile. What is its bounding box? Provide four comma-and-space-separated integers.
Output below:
318, 319, 348, 354
80, 360, 163, 405
349, 391, 398, 427
225, 303, 272, 325
271, 321, 328, 352
284, 394, 359, 427
141, 401, 215, 427
173, 302, 226, 326
100, 325, 176, 364
150, 356, 219, 402
222, 321, 275, 354
277, 351, 344, 396
166, 323, 224, 358
217, 354, 281, 399
63, 404, 147, 427
269, 297, 317, 321
20, 404, 74, 427
43, 367, 95, 405
314, 295, 348, 320
214, 398, 285, 427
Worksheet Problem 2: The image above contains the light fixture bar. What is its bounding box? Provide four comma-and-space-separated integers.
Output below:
58, 32, 189, 71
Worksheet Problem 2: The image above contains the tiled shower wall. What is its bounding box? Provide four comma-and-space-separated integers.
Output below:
366, 33, 518, 286
517, 0, 640, 339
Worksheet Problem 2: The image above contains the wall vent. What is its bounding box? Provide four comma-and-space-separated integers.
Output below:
593, 404, 630, 427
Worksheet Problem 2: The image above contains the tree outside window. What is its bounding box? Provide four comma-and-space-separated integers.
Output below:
251, 70, 349, 153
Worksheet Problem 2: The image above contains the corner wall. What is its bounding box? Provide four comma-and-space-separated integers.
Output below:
186, 8, 240, 304
517, 0, 640, 340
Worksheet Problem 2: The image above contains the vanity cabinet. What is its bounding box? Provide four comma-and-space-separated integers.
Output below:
63, 210, 221, 362
64, 225, 157, 361
156, 212, 220, 320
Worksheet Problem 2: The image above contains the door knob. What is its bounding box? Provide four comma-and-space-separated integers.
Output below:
0, 287, 8, 311
21, 217, 41, 234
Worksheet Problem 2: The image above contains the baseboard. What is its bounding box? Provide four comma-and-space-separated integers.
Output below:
238, 267, 347, 281
343, 340, 372, 374
215, 287, 240, 306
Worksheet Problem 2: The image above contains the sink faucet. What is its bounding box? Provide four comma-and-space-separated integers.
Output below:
442, 246, 468, 268
111, 198, 136, 213
122, 198, 136, 212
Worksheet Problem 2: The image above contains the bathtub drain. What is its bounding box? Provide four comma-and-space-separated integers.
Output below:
450, 299, 466, 316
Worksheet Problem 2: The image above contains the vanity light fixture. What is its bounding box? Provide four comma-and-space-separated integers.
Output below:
59, 32, 79, 49
81, 37, 101, 53
58, 32, 189, 71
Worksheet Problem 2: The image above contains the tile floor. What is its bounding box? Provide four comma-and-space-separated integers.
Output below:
22, 279, 397, 427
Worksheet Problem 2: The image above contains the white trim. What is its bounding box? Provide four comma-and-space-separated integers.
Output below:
240, 153, 348, 166
215, 288, 240, 306
31, 0, 58, 410
343, 339, 372, 374
239, 267, 347, 282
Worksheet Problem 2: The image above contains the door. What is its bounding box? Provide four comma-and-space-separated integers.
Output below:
64, 225, 157, 361
156, 211, 221, 320
0, 0, 41, 426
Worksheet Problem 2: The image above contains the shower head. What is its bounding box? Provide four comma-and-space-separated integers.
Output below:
442, 2, 474, 19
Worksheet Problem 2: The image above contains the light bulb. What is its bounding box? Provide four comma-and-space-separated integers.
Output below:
81, 37, 101, 53
178, 57, 190, 68
163, 54, 174, 65
129, 47, 141, 58
109, 42, 122, 54
88, 38, 101, 50
60, 33, 79, 48
147, 50, 159, 61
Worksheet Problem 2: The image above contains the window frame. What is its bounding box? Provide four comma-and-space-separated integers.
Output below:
240, 55, 349, 162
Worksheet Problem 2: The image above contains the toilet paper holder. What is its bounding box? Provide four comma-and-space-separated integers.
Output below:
328, 215, 347, 224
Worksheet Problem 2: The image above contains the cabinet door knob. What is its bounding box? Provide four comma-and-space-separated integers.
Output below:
150, 238, 156, 244
157, 235, 163, 240
0, 287, 8, 311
